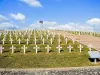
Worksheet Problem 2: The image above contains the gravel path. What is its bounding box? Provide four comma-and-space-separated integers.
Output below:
52, 30, 100, 51
0, 66, 100, 75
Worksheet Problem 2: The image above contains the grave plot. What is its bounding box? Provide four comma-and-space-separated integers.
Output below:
0, 30, 98, 68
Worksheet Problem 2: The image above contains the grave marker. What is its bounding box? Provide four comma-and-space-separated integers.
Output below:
9, 38, 13, 44
65, 38, 68, 44
58, 38, 60, 45
26, 38, 29, 45
50, 38, 53, 44
45, 45, 51, 53
10, 45, 16, 54
42, 38, 45, 44
18, 38, 21, 44
88, 44, 92, 51
47, 35, 48, 39
78, 44, 83, 53
0, 45, 4, 54
34, 37, 37, 45
67, 45, 73, 53
56, 45, 62, 53
2, 38, 5, 45
33, 45, 40, 54
21, 45, 27, 54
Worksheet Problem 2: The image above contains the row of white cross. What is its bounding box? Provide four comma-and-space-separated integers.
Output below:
1, 37, 69, 45
0, 44, 92, 54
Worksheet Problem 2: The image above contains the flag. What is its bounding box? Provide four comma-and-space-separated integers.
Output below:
39, 20, 43, 24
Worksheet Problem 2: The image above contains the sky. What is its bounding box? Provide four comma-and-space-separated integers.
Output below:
0, 0, 100, 31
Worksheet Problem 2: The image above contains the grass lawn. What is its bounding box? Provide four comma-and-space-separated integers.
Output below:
0, 46, 99, 68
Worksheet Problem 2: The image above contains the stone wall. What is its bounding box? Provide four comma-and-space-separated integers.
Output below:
0, 66, 100, 75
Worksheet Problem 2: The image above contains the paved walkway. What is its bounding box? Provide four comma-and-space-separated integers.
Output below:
51, 30, 100, 51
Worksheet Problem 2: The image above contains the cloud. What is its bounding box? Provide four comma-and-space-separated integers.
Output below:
20, 0, 42, 7
29, 21, 57, 29
48, 22, 94, 32
87, 18, 100, 25
0, 15, 8, 21
0, 22, 18, 30
28, 21, 94, 32
10, 13, 25, 21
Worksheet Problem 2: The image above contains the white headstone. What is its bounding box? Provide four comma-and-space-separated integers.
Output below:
26, 38, 29, 45
0, 45, 4, 54
28, 35, 30, 39
58, 38, 60, 45
18, 38, 21, 44
65, 38, 68, 44
72, 39, 75, 44
21, 45, 27, 54
41, 35, 43, 40
63, 35, 65, 39
52, 34, 55, 39
2, 38, 5, 45
88, 44, 92, 51
22, 35, 24, 39
47, 35, 48, 39
42, 38, 45, 44
34, 37, 37, 45
33, 45, 39, 54
9, 33, 12, 38
56, 45, 62, 53
15, 35, 18, 40
67, 45, 73, 53
78, 44, 83, 53
50, 38, 53, 44
45, 45, 51, 53
10, 45, 16, 54
9, 38, 13, 44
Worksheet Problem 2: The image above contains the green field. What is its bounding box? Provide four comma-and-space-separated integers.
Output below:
0, 30, 99, 68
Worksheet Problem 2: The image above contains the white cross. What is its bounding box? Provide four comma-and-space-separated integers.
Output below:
9, 38, 13, 44
67, 45, 73, 53
0, 45, 4, 54
63, 35, 66, 39
10, 45, 16, 54
34, 32, 36, 37
45, 45, 51, 53
78, 32, 81, 35
72, 39, 75, 44
26, 38, 29, 45
33, 45, 40, 54
15, 35, 18, 40
34, 37, 37, 45
58, 34, 60, 39
47, 35, 48, 39
2, 38, 5, 45
28, 35, 30, 39
50, 38, 53, 44
52, 34, 55, 39
42, 38, 45, 44
9, 33, 12, 38
22, 35, 24, 39
18, 38, 21, 44
58, 38, 60, 45
56, 45, 62, 53
41, 35, 43, 40
88, 44, 92, 51
78, 44, 83, 53
21, 45, 27, 54
65, 38, 68, 44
